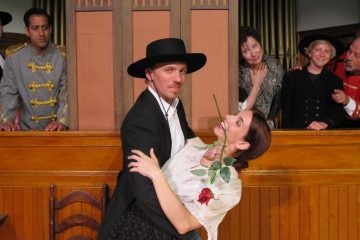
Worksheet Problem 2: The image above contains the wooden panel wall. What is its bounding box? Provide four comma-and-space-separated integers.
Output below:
214, 130, 360, 240
0, 132, 121, 240
66, 0, 239, 130
76, 12, 115, 130
1, 130, 360, 239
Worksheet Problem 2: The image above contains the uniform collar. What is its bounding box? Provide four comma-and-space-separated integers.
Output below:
29, 42, 55, 56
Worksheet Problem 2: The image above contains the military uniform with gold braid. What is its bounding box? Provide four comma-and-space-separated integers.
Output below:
0, 42, 68, 130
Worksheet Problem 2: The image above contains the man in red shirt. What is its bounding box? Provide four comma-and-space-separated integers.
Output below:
332, 36, 360, 127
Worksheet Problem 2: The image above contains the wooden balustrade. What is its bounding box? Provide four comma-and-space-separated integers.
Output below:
0, 130, 360, 240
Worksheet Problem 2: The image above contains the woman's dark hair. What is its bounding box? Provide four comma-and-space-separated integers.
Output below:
239, 26, 262, 65
233, 110, 271, 170
23, 7, 52, 28
239, 26, 262, 47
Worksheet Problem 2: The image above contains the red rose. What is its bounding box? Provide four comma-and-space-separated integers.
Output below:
198, 188, 214, 205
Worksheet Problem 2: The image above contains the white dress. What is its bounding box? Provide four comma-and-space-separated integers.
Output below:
162, 137, 242, 240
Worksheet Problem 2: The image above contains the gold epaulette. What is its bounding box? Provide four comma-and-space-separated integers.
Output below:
56, 45, 66, 60
5, 43, 27, 57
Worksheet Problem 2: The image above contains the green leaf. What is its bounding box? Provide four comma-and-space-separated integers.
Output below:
224, 157, 236, 166
190, 169, 207, 177
209, 169, 217, 184
210, 161, 222, 171
220, 166, 231, 183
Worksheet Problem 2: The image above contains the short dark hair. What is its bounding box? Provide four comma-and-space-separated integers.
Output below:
23, 7, 52, 28
233, 110, 271, 170
239, 26, 262, 47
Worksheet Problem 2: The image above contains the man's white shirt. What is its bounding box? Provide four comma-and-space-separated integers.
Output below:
148, 86, 185, 157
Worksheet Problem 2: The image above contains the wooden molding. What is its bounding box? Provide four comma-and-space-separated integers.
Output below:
75, 0, 113, 11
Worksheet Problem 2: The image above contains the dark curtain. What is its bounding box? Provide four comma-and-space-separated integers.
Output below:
239, 0, 297, 70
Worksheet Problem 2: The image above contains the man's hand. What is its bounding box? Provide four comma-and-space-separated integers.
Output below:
307, 121, 328, 131
44, 121, 67, 131
0, 121, 20, 131
332, 89, 349, 105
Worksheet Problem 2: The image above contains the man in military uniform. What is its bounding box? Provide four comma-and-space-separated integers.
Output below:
0, 7, 67, 131
332, 36, 360, 127
0, 10, 12, 81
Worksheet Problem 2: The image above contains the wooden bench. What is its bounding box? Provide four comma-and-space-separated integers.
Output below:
0, 130, 360, 239
0, 131, 121, 240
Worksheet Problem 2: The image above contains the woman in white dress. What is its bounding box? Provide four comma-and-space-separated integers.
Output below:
128, 110, 271, 240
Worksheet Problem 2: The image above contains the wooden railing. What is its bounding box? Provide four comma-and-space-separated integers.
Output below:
0, 130, 360, 240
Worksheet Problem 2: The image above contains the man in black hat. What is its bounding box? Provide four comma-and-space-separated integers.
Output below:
98, 38, 206, 240
281, 34, 345, 130
0, 10, 12, 81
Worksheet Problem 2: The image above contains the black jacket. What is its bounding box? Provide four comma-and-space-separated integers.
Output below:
98, 89, 196, 239
281, 67, 345, 129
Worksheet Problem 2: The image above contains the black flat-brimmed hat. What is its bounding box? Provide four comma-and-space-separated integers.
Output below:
0, 11, 12, 26
128, 38, 207, 78
298, 34, 345, 58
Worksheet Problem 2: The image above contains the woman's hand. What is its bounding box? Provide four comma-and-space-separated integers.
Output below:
129, 150, 201, 233
128, 148, 162, 180
245, 62, 268, 111
250, 62, 268, 89
307, 121, 328, 130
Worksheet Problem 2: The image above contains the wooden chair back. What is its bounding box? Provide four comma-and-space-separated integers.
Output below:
49, 184, 109, 240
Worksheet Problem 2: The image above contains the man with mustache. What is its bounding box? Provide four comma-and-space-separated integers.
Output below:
98, 38, 206, 240
0, 7, 68, 131
332, 35, 360, 127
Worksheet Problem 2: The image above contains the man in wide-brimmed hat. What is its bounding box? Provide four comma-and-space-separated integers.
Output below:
0, 10, 13, 81
281, 34, 345, 130
98, 38, 206, 240
297, 33, 345, 59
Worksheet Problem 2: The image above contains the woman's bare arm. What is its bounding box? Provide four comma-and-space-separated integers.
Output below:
128, 149, 202, 234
